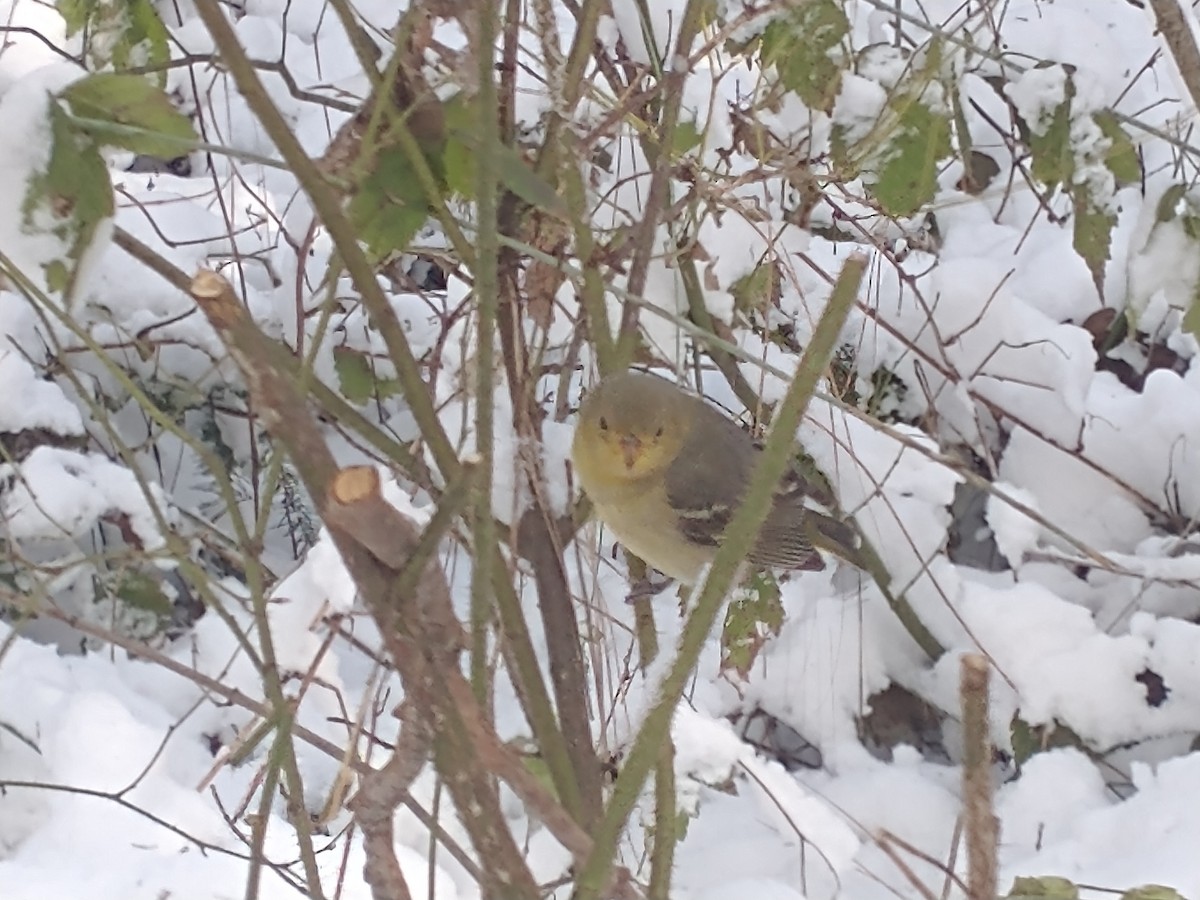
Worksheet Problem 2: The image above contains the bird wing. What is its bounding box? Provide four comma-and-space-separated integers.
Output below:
665, 406, 826, 571
664, 410, 746, 550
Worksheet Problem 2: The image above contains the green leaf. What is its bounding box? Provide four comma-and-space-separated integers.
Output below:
60, 72, 195, 157
1154, 184, 1200, 241
24, 103, 115, 297
721, 573, 784, 678
872, 95, 952, 216
1010, 716, 1035, 766
828, 43, 952, 216
115, 571, 171, 615
729, 264, 776, 315
675, 811, 691, 842
521, 753, 559, 801
1182, 283, 1200, 343
120, 0, 171, 72
332, 346, 401, 405
1156, 183, 1188, 223
1009, 716, 1083, 766
1093, 111, 1140, 187
1007, 876, 1080, 899
44, 260, 71, 294
760, 0, 849, 111
670, 119, 704, 157
491, 142, 568, 216
58, 0, 170, 78
58, 0, 89, 33
442, 99, 568, 217
1028, 70, 1076, 192
1073, 188, 1115, 297
345, 148, 431, 258
1121, 887, 1185, 900
443, 133, 474, 198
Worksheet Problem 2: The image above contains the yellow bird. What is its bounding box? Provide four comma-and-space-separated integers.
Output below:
571, 369, 856, 585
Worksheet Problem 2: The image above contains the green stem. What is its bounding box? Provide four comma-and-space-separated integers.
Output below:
470, 0, 501, 710
489, 549, 588, 823
245, 734, 284, 900
647, 739, 677, 900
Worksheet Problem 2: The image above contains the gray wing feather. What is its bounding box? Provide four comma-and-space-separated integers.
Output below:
664, 406, 747, 548
665, 404, 825, 571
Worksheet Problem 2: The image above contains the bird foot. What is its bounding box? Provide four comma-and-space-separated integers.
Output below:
625, 573, 674, 603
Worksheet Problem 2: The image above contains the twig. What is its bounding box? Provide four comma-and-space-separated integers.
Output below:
516, 507, 606, 825
875, 831, 940, 900
961, 654, 998, 900
115, 221, 587, 824
349, 699, 431, 900
1148, 0, 1200, 123
30, 602, 483, 883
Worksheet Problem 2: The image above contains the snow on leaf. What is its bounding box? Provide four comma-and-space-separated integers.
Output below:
871, 90, 952, 217
759, 0, 848, 112
24, 102, 113, 296
721, 573, 784, 679
0, 447, 169, 549
0, 351, 84, 436
830, 46, 951, 217
985, 483, 1042, 568
58, 0, 170, 75
1121, 888, 1187, 900
1014, 64, 1075, 193
1093, 110, 1140, 187
8, 2, 1200, 898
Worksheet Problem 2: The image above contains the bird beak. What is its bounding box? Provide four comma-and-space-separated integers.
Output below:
619, 435, 642, 469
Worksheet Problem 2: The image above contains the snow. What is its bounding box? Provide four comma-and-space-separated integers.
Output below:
986, 483, 1042, 568
1, 446, 172, 548
3, 0, 1200, 898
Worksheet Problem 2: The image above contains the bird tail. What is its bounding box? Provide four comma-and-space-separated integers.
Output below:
804, 510, 869, 570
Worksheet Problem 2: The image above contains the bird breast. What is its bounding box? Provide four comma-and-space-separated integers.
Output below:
590, 481, 712, 585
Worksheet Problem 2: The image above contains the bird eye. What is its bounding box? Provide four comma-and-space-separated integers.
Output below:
655, 426, 664, 438
599, 416, 609, 431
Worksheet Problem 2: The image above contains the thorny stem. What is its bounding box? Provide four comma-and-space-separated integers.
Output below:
470, 0, 502, 711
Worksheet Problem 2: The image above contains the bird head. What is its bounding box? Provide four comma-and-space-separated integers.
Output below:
572, 371, 692, 483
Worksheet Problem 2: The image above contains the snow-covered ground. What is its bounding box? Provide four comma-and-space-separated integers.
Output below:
3, 0, 1200, 897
